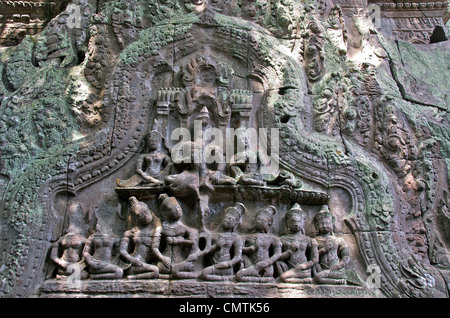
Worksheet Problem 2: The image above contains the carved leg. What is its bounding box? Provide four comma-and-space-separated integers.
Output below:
313, 276, 346, 285
56, 266, 89, 280
201, 265, 234, 281
126, 264, 159, 280
235, 266, 275, 283
313, 269, 346, 285
239, 174, 266, 186
142, 176, 164, 186
212, 173, 237, 185
157, 261, 172, 276
89, 265, 123, 280
280, 267, 313, 284
116, 174, 143, 187
172, 261, 202, 279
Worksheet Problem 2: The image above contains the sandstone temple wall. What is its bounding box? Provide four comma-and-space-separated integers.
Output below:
0, 0, 449, 298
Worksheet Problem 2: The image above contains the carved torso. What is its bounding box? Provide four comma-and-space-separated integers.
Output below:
59, 234, 85, 263
281, 234, 311, 267
245, 233, 281, 264
141, 152, 167, 178
125, 227, 155, 261
89, 234, 116, 262
315, 235, 344, 269
211, 232, 240, 263
161, 221, 193, 263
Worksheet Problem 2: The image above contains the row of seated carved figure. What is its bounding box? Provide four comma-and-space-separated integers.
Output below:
50, 195, 350, 285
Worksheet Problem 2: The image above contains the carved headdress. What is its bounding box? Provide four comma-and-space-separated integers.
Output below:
314, 205, 335, 224
286, 203, 306, 221
223, 202, 246, 220
256, 205, 277, 224
144, 119, 164, 150
158, 193, 182, 219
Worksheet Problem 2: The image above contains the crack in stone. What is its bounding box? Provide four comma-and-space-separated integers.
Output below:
384, 40, 448, 111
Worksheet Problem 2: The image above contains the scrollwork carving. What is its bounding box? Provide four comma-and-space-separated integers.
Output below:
1, 0, 448, 299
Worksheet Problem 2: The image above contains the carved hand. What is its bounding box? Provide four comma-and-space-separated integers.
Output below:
161, 256, 171, 268
330, 261, 344, 271
255, 261, 269, 271
295, 262, 310, 271
56, 259, 70, 269
133, 258, 145, 267
166, 237, 177, 245
85, 255, 102, 269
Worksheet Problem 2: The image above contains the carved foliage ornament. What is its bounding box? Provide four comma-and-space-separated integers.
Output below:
0, 0, 448, 298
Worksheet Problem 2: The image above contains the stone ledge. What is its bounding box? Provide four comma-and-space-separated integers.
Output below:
38, 279, 384, 298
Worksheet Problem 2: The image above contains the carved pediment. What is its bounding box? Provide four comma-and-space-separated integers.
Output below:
0, 0, 448, 299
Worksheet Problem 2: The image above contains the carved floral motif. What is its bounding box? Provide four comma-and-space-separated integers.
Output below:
0, 0, 448, 298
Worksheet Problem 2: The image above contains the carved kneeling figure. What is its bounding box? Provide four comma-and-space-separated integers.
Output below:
277, 204, 318, 284
83, 225, 123, 280
235, 206, 282, 283
120, 197, 160, 280
153, 194, 196, 278
50, 202, 89, 281
201, 203, 245, 281
312, 206, 349, 285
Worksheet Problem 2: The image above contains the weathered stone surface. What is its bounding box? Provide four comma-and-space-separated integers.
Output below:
0, 0, 449, 299
384, 40, 450, 110
0, 1, 71, 46
39, 279, 382, 298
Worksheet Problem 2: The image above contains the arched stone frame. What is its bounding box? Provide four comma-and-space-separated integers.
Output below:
1, 2, 448, 298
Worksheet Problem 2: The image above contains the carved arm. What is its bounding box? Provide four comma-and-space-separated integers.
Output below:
119, 234, 144, 267
50, 241, 68, 268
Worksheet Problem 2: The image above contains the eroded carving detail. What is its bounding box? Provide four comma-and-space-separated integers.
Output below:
0, 0, 448, 299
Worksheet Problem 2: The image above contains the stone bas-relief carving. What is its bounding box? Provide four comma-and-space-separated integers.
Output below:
201, 203, 245, 281
236, 206, 282, 283
277, 204, 318, 284
0, 0, 449, 298
0, 1, 71, 46
49, 202, 89, 281
50, 197, 351, 284
119, 197, 160, 280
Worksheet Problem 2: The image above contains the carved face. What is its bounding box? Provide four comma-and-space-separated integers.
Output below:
164, 202, 183, 221
146, 130, 162, 151
287, 216, 304, 233
222, 212, 238, 230
254, 213, 271, 232
245, 5, 257, 19
130, 197, 153, 225
135, 208, 153, 225
317, 216, 334, 234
